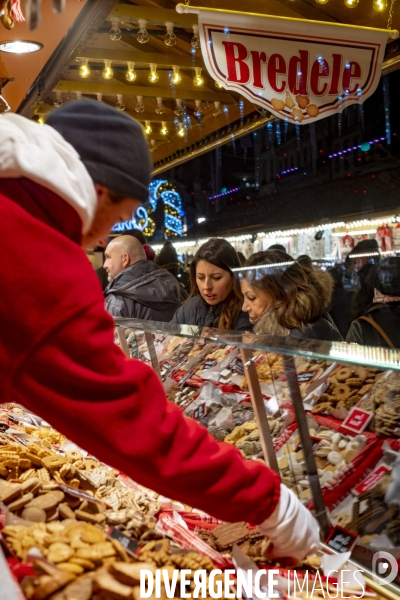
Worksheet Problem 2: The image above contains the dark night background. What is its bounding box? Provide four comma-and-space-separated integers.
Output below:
155, 68, 400, 240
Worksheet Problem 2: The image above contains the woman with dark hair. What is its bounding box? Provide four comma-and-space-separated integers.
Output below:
240, 250, 341, 341
347, 256, 400, 348
172, 238, 251, 330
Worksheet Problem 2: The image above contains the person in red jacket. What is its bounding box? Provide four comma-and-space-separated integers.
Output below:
0, 101, 318, 562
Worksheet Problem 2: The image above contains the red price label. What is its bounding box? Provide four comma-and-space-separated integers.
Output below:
342, 407, 373, 434
352, 464, 392, 496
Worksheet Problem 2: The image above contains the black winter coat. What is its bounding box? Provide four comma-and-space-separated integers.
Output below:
172, 295, 251, 331
105, 260, 182, 322
346, 302, 400, 349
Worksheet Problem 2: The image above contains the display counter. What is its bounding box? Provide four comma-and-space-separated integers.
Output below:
114, 317, 400, 597
0, 317, 398, 599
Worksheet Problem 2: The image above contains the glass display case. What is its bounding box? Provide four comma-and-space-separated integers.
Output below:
115, 316, 400, 598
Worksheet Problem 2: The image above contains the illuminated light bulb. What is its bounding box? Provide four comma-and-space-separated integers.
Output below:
215, 81, 224, 89
164, 21, 177, 47
79, 58, 90, 79
373, 0, 387, 9
155, 97, 165, 115
344, 0, 359, 6
145, 120, 152, 135
137, 19, 149, 43
194, 99, 203, 117
97, 93, 103, 102
171, 65, 181, 85
193, 67, 204, 87
178, 126, 185, 137
135, 95, 145, 113
116, 94, 125, 111
53, 90, 63, 108
174, 98, 184, 116
38, 116, 45, 125
315, 0, 329, 4
213, 101, 222, 117
109, 17, 122, 41
148, 63, 159, 83
126, 20, 134, 31
191, 24, 200, 49
160, 122, 169, 136
125, 61, 136, 82
102, 60, 113, 80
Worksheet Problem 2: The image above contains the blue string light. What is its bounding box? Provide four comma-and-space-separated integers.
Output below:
209, 186, 240, 200
328, 137, 385, 158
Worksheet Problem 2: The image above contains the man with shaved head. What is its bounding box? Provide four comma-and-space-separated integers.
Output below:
104, 235, 182, 321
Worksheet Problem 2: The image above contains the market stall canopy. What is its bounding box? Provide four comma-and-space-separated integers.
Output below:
7, 0, 400, 171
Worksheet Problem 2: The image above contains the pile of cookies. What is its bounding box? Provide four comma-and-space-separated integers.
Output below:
0, 477, 107, 533
277, 428, 367, 501
350, 473, 400, 546
198, 522, 270, 561
168, 386, 198, 409
368, 372, 400, 437
224, 417, 283, 459
311, 365, 379, 415
240, 352, 284, 388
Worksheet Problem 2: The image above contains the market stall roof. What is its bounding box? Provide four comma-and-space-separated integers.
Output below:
8, 0, 400, 172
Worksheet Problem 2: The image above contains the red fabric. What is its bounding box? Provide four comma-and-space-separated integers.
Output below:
0, 178, 280, 525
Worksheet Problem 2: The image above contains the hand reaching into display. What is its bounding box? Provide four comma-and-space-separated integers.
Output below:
258, 484, 320, 563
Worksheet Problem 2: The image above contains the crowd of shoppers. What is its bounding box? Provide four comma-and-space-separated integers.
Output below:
103, 229, 400, 349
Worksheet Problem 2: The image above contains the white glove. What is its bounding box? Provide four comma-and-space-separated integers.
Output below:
258, 484, 320, 562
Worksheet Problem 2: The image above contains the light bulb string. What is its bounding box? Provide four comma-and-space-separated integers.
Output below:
388, 0, 397, 28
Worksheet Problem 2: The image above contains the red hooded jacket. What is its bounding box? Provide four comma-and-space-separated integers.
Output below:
0, 177, 280, 524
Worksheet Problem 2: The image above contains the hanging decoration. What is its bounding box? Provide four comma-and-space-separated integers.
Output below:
283, 119, 289, 141
178, 4, 398, 124
337, 113, 342, 136
267, 121, 275, 155
357, 104, 365, 133
275, 120, 281, 145
111, 206, 152, 235
309, 122, 317, 176
383, 74, 391, 145
295, 123, 301, 149
254, 131, 260, 188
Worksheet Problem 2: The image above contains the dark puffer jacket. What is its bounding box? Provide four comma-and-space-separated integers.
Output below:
346, 302, 400, 348
105, 260, 182, 322
172, 295, 251, 331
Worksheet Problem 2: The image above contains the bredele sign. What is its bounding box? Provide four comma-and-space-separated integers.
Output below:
176, 5, 398, 124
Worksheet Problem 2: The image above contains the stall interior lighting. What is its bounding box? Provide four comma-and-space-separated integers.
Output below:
0, 40, 42, 53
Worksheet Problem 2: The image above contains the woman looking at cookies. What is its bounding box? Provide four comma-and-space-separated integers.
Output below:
172, 238, 251, 331
240, 250, 342, 341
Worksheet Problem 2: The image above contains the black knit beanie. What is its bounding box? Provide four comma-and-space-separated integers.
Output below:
367, 256, 400, 296
46, 99, 152, 204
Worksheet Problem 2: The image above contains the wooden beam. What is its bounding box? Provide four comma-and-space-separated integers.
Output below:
55, 80, 234, 103
75, 48, 204, 68
109, 5, 198, 27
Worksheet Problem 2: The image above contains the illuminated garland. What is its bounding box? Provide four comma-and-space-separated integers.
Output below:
149, 179, 184, 237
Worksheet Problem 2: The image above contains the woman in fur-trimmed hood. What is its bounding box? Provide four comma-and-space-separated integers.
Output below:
240, 250, 342, 341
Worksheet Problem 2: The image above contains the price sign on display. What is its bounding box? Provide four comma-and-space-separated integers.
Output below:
326, 526, 359, 553
297, 370, 319, 383
177, 369, 195, 388
352, 464, 392, 496
108, 528, 139, 557
203, 359, 217, 370
342, 408, 373, 434
193, 402, 207, 421
229, 358, 244, 376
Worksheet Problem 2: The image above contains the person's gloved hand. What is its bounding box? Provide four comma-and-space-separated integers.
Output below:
258, 484, 320, 563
